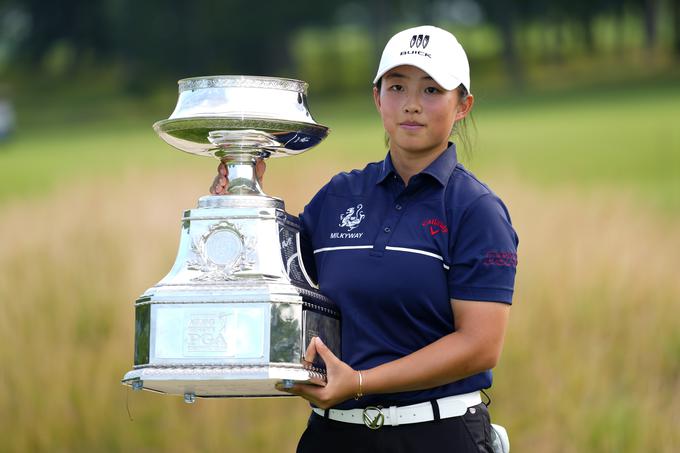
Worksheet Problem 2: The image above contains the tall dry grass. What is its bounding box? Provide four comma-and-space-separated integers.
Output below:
493, 179, 680, 452
0, 167, 678, 452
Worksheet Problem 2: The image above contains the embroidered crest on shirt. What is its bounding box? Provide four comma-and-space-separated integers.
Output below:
422, 218, 448, 236
339, 204, 365, 231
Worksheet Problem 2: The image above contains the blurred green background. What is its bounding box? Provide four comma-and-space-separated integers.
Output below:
1, 0, 679, 451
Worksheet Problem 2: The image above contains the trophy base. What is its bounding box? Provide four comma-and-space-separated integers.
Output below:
122, 364, 324, 400
121, 195, 341, 401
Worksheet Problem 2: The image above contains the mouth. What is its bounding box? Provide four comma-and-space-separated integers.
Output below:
399, 121, 425, 130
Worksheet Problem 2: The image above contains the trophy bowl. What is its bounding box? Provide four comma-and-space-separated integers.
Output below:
122, 76, 340, 402
154, 75, 329, 159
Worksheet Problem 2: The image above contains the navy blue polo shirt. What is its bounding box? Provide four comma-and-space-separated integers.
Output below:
299, 143, 518, 410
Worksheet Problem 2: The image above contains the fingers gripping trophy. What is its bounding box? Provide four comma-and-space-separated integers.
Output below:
121, 76, 341, 403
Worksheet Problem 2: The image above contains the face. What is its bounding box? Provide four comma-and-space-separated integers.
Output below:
373, 65, 473, 160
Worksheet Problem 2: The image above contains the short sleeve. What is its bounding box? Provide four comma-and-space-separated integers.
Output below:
298, 184, 330, 285
448, 193, 519, 304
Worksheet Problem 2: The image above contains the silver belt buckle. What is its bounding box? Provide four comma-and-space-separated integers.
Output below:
362, 406, 385, 430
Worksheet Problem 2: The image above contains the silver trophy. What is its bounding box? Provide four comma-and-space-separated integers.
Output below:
121, 76, 340, 402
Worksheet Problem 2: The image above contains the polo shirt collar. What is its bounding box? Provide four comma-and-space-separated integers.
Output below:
376, 142, 458, 186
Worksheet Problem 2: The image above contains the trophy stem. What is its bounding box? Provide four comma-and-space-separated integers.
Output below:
223, 157, 264, 195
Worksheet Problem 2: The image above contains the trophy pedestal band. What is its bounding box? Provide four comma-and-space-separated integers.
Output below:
123, 365, 320, 398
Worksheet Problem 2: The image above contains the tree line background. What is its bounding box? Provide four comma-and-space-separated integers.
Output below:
1, 0, 679, 95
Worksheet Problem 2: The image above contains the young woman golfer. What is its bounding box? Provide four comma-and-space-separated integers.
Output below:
212, 25, 518, 453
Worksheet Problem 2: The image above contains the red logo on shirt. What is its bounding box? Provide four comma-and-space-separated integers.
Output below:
483, 251, 518, 268
422, 218, 448, 236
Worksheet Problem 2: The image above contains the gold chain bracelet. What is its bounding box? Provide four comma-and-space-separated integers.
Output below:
354, 370, 364, 400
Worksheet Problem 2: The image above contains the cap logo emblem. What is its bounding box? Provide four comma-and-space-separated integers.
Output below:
409, 34, 430, 49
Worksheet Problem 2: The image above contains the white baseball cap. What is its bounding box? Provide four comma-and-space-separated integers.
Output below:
373, 25, 471, 93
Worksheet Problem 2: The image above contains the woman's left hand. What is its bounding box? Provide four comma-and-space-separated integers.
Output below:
276, 337, 359, 409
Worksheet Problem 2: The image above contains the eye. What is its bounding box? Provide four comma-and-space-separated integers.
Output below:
388, 84, 404, 92
425, 86, 441, 94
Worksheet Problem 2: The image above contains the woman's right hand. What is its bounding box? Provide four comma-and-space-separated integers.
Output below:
210, 159, 266, 195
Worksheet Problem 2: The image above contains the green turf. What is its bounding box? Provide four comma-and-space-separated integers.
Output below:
471, 81, 680, 211
1, 80, 679, 211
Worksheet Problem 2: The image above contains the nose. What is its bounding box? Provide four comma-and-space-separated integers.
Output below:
403, 92, 421, 114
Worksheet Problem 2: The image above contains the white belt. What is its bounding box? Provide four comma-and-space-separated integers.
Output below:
312, 391, 482, 429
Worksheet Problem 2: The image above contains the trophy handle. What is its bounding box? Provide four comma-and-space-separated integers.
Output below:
223, 157, 264, 195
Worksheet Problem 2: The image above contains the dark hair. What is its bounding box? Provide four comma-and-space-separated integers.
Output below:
374, 79, 475, 156
452, 84, 475, 157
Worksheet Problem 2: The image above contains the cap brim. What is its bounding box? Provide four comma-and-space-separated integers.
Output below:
372, 62, 464, 92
